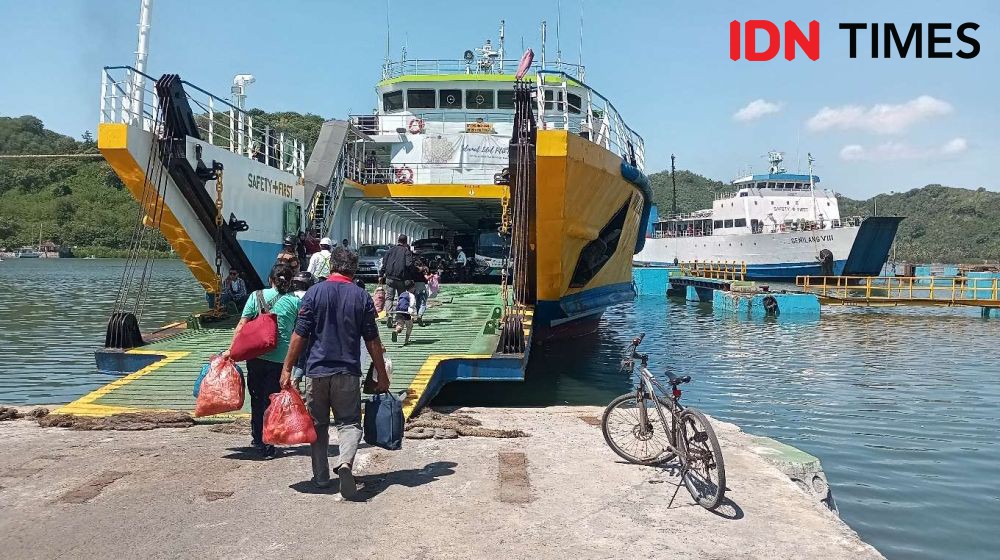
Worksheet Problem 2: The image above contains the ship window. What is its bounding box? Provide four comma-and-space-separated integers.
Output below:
498, 90, 516, 109
382, 91, 403, 113
713, 220, 723, 229
406, 89, 436, 109
544, 90, 565, 111
567, 93, 582, 114
740, 191, 748, 197
724, 219, 734, 228
466, 89, 495, 109
569, 200, 629, 288
440, 89, 462, 109
734, 218, 747, 227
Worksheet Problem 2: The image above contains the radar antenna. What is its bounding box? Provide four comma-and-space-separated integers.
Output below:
475, 39, 500, 73
767, 150, 786, 174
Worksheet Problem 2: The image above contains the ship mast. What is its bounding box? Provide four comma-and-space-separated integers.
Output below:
128, 0, 153, 128
808, 153, 818, 224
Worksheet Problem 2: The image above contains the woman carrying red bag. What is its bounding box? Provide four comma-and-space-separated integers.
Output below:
223, 263, 301, 459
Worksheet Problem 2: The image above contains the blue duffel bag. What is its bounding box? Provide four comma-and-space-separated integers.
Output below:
364, 392, 404, 450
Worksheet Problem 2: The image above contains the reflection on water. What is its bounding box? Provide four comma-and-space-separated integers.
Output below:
437, 296, 1000, 560
1, 259, 997, 559
0, 259, 204, 404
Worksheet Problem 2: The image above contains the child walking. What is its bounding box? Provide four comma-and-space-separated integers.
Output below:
391, 280, 416, 345
373, 279, 387, 316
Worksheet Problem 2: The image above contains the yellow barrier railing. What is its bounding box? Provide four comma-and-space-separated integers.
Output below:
795, 275, 1000, 304
680, 260, 747, 282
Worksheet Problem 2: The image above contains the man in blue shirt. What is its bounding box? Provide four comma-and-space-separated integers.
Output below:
282, 246, 390, 498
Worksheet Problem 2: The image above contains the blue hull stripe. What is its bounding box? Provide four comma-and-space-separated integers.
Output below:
238, 239, 283, 283
535, 281, 636, 324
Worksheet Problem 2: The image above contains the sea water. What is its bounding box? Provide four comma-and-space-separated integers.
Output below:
0, 259, 997, 559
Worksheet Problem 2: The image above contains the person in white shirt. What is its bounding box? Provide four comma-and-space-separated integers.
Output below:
307, 238, 333, 280
455, 245, 468, 282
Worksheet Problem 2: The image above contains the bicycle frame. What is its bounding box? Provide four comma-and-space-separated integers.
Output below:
622, 348, 690, 468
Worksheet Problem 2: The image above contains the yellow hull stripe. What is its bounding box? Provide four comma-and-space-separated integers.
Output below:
98, 123, 218, 291
347, 180, 509, 199
401, 354, 492, 420
55, 350, 190, 417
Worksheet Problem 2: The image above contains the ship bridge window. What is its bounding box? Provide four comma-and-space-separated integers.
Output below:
406, 89, 436, 109
382, 91, 403, 113
739, 191, 748, 197
544, 90, 565, 111
466, 89, 495, 109
734, 218, 747, 227
713, 220, 723, 229
440, 89, 462, 109
724, 219, 734, 228
567, 93, 582, 114
498, 90, 516, 109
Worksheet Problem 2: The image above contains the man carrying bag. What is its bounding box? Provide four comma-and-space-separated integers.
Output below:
281, 247, 390, 499
379, 234, 418, 327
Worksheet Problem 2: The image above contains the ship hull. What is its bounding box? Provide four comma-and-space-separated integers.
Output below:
634, 216, 902, 281
533, 130, 649, 338
98, 123, 305, 291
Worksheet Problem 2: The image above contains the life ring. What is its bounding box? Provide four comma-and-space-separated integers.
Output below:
407, 118, 425, 134
395, 166, 414, 184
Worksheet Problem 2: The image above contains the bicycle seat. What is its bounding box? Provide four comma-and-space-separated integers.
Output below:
666, 372, 691, 386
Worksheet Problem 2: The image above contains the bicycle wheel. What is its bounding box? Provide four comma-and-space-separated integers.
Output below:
601, 393, 676, 465
679, 408, 726, 510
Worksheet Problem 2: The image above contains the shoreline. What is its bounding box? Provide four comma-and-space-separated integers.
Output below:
0, 405, 881, 559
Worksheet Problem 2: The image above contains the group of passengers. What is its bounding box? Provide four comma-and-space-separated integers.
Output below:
214, 231, 451, 498
219, 243, 390, 500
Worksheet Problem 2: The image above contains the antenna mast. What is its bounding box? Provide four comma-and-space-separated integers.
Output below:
578, 0, 585, 77
128, 0, 153, 127
499, 20, 505, 73
556, 0, 563, 63
671, 154, 678, 215
808, 153, 818, 223
384, 0, 391, 76
540, 21, 547, 69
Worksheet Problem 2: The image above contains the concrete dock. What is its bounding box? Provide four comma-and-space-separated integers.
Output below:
0, 406, 881, 559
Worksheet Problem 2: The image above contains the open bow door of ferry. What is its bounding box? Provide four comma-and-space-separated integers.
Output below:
99, 67, 307, 351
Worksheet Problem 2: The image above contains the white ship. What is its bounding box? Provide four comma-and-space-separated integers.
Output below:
634, 152, 902, 280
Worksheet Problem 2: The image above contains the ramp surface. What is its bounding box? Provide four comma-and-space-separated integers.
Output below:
57, 285, 513, 419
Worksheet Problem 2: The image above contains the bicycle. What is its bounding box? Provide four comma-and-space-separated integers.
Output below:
601, 333, 727, 510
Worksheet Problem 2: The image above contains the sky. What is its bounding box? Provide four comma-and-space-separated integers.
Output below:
0, 0, 997, 198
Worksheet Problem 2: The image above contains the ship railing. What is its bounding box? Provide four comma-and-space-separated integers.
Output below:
100, 65, 307, 177
680, 261, 747, 281
382, 59, 585, 80
797, 275, 1000, 304
535, 70, 645, 170
344, 161, 508, 187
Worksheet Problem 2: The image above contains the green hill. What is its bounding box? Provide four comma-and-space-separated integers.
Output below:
647, 169, 1000, 263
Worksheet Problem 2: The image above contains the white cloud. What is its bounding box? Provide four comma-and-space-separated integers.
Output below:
733, 99, 782, 122
808, 95, 953, 134
839, 137, 968, 162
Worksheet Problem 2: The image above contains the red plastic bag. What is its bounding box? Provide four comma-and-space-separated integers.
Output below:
263, 388, 317, 445
194, 355, 245, 417
229, 291, 280, 362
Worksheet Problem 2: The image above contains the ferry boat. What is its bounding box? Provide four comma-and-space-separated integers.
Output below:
15, 247, 42, 258
96, 21, 650, 351
634, 152, 901, 280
